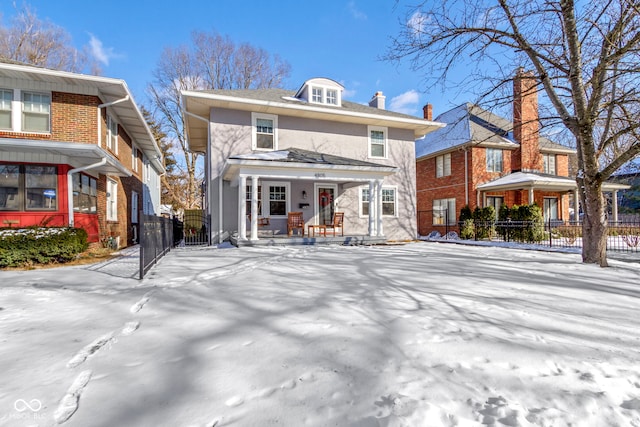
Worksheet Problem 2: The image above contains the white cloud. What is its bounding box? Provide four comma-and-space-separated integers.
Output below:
407, 11, 430, 36
347, 1, 367, 20
339, 80, 359, 99
87, 33, 119, 66
389, 90, 421, 115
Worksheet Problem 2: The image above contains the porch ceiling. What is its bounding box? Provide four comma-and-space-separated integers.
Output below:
0, 139, 132, 177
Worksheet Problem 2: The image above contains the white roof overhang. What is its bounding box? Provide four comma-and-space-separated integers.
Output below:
182, 90, 445, 153
0, 139, 132, 177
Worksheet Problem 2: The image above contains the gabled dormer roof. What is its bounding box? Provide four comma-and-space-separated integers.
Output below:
415, 103, 574, 159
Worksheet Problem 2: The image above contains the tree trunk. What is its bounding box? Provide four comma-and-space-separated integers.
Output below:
581, 178, 608, 267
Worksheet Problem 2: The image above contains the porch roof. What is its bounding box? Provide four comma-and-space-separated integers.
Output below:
477, 171, 630, 192
0, 139, 132, 177
223, 147, 397, 183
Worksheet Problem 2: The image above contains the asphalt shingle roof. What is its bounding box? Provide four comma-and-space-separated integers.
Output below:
230, 147, 392, 168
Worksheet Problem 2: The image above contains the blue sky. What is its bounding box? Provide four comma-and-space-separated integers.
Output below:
0, 0, 472, 118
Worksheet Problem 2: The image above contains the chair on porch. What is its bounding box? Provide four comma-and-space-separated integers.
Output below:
325, 212, 344, 236
287, 211, 305, 237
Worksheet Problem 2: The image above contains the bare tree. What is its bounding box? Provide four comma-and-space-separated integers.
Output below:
387, 0, 640, 266
0, 4, 99, 73
148, 30, 291, 210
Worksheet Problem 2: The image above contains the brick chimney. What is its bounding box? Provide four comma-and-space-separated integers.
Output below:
423, 103, 433, 120
369, 91, 386, 109
512, 68, 542, 172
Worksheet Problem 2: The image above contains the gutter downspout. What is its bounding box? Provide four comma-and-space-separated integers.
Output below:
67, 158, 107, 226
464, 148, 469, 205
97, 96, 130, 147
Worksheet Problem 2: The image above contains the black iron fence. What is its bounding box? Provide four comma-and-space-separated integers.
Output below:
139, 214, 174, 279
453, 219, 640, 253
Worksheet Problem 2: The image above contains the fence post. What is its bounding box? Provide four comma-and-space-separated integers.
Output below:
139, 214, 145, 280
548, 218, 552, 248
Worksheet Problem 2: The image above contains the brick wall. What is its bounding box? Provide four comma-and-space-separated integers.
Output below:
52, 93, 100, 143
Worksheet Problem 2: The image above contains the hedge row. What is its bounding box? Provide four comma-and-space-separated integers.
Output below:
0, 227, 88, 268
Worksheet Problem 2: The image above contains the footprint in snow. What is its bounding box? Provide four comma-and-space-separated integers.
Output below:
67, 333, 114, 368
53, 370, 92, 424
121, 321, 140, 336
130, 291, 153, 313
225, 396, 244, 407
621, 398, 640, 410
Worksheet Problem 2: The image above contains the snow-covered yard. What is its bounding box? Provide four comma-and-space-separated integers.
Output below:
1, 242, 640, 426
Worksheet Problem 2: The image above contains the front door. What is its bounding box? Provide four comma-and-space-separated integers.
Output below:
316, 185, 336, 225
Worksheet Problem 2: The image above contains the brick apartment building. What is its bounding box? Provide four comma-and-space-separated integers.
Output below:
0, 60, 164, 246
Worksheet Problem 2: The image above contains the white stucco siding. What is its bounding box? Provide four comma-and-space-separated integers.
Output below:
207, 107, 419, 241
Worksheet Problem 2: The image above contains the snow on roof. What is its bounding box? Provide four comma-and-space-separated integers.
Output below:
416, 104, 471, 159
232, 150, 292, 161
477, 171, 576, 190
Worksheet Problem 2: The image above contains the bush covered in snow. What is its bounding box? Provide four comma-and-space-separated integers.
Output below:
0, 227, 88, 268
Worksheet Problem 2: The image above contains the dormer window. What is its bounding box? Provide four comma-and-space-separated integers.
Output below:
326, 89, 338, 105
312, 87, 323, 103
295, 78, 344, 107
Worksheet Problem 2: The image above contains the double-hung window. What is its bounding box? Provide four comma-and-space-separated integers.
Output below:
360, 186, 397, 217
245, 184, 263, 216
252, 113, 277, 150
433, 198, 456, 225
72, 173, 97, 213
436, 153, 451, 177
368, 126, 387, 158
0, 89, 12, 130
107, 114, 118, 152
268, 184, 287, 216
132, 147, 139, 172
543, 153, 556, 175
486, 148, 503, 172
22, 92, 50, 133
107, 178, 118, 221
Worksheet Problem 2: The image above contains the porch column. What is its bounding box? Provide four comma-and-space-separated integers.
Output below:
238, 175, 247, 240
250, 176, 259, 240
368, 180, 376, 236
573, 189, 579, 222
528, 187, 534, 204
612, 190, 619, 222
376, 179, 384, 237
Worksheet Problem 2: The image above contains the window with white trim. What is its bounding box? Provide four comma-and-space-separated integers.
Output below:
267, 183, 288, 216
107, 114, 118, 152
543, 153, 556, 175
22, 91, 50, 133
245, 184, 263, 216
326, 89, 338, 105
131, 191, 139, 224
360, 186, 397, 217
312, 87, 323, 103
436, 153, 451, 177
368, 126, 387, 158
252, 113, 277, 150
132, 147, 139, 172
72, 173, 97, 213
433, 198, 456, 225
0, 89, 12, 130
486, 148, 503, 172
543, 197, 558, 221
107, 178, 118, 221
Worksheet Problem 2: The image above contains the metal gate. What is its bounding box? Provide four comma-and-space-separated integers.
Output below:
181, 209, 210, 246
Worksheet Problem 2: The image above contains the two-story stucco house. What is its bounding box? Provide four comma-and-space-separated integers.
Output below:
415, 68, 628, 235
182, 78, 443, 245
0, 59, 164, 246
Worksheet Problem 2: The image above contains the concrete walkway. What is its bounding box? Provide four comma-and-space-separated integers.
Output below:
82, 245, 140, 279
